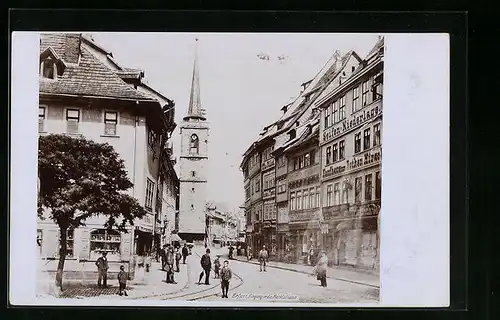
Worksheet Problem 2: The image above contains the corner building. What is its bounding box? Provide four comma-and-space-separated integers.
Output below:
316, 38, 383, 271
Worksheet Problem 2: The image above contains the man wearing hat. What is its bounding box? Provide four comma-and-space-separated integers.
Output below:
95, 251, 109, 287
258, 245, 269, 272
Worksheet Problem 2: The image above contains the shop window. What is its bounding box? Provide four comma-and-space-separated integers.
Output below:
58, 229, 74, 258
354, 133, 361, 153
373, 123, 381, 146
332, 143, 338, 162
365, 174, 373, 201
375, 171, 381, 199
326, 146, 332, 165
90, 229, 121, 260
39, 106, 46, 133
339, 140, 345, 160
104, 111, 118, 136
66, 109, 80, 133
364, 128, 371, 150
355, 177, 362, 203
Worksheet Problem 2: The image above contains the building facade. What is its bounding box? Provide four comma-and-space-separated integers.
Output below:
37, 33, 178, 277
316, 38, 383, 270
241, 39, 382, 272
178, 39, 210, 244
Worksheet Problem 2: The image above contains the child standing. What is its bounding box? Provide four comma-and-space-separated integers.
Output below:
213, 255, 221, 279
117, 265, 128, 296
220, 260, 232, 298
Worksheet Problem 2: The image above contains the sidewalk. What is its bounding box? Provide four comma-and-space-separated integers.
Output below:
39, 261, 190, 299
209, 246, 379, 288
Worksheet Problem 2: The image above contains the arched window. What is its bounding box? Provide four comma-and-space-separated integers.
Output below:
90, 229, 121, 260
190, 134, 199, 154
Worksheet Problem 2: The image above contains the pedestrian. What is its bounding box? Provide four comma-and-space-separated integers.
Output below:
175, 247, 181, 272
247, 246, 252, 261
198, 248, 211, 285
228, 245, 234, 260
220, 260, 232, 298
117, 265, 129, 296
182, 244, 189, 264
145, 250, 151, 273
308, 246, 314, 266
160, 245, 167, 271
258, 245, 269, 272
315, 250, 329, 287
95, 251, 109, 287
165, 245, 177, 284
214, 255, 221, 279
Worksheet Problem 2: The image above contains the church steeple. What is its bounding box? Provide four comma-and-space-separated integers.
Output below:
184, 38, 206, 121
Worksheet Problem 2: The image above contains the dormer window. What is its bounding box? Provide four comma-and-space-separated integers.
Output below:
40, 47, 66, 80
41, 57, 56, 79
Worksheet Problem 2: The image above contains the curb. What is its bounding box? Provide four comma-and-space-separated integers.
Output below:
233, 258, 380, 289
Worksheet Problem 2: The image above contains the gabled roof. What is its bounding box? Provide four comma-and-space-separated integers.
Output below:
40, 46, 66, 67
365, 37, 384, 60
39, 33, 157, 102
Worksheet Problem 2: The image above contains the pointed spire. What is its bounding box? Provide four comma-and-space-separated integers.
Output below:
184, 38, 206, 121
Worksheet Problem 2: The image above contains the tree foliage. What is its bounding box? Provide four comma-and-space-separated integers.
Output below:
38, 134, 147, 231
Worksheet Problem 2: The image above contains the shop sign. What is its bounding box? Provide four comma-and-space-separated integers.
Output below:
289, 174, 320, 189
323, 104, 381, 144
323, 205, 343, 220
323, 147, 381, 179
289, 209, 319, 222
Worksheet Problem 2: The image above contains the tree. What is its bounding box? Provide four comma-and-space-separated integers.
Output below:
37, 134, 148, 291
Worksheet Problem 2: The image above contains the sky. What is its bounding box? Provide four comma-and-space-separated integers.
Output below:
91, 32, 380, 213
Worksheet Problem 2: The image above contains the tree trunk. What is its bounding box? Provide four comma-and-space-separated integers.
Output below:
55, 226, 67, 291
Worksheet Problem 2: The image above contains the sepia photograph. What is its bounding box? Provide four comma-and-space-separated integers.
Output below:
31, 32, 383, 305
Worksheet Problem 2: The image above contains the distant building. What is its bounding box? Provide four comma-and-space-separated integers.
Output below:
178, 39, 209, 244
37, 33, 178, 277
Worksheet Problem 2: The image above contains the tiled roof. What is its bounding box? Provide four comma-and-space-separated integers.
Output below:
40, 33, 81, 64
39, 33, 156, 101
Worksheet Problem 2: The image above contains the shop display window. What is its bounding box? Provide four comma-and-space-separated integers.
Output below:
90, 229, 121, 260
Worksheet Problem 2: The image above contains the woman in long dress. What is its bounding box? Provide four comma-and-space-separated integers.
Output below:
315, 251, 328, 287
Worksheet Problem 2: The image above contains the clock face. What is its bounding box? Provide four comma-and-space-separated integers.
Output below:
191, 134, 198, 141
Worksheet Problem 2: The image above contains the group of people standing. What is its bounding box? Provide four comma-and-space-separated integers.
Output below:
198, 248, 233, 298
159, 243, 190, 284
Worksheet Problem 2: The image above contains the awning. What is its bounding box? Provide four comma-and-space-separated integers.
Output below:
171, 234, 182, 242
